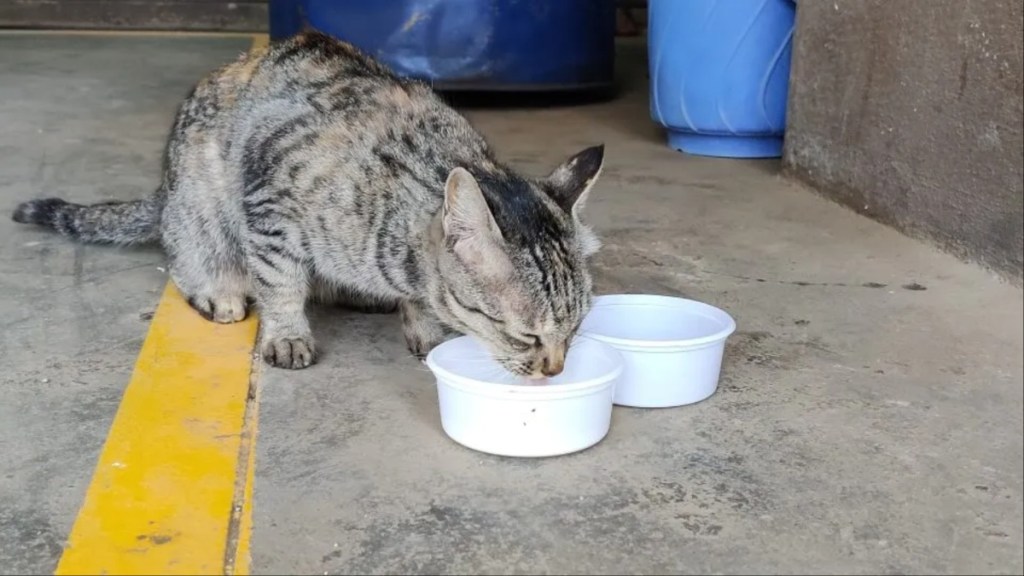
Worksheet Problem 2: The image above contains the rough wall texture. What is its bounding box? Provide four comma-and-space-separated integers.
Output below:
783, 0, 1023, 283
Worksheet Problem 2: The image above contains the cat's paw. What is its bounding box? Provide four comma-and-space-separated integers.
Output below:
404, 332, 442, 360
399, 301, 453, 360
187, 293, 249, 324
403, 323, 458, 359
262, 335, 316, 369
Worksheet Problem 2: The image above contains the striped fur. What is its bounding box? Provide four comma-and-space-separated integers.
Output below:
12, 32, 605, 375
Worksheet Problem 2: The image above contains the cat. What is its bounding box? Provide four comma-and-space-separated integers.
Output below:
12, 31, 606, 377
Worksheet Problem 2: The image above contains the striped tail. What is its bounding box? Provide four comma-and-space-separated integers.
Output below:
12, 196, 161, 245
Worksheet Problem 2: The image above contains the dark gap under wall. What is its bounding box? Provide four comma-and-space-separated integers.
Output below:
0, 1, 647, 34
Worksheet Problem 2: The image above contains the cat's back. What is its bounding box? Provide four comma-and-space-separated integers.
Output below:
223, 32, 483, 159
236, 32, 431, 119
248, 32, 490, 179
258, 31, 399, 93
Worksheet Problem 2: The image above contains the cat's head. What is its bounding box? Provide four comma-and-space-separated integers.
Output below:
433, 145, 605, 379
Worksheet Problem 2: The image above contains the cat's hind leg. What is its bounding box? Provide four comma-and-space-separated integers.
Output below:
162, 191, 250, 324
161, 86, 250, 324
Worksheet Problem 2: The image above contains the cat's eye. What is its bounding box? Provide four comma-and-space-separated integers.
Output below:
505, 333, 540, 351
503, 336, 529, 351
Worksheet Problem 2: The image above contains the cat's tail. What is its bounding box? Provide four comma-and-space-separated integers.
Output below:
12, 194, 162, 245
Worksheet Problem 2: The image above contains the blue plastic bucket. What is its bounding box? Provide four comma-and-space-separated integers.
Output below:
648, 0, 797, 158
269, 0, 616, 92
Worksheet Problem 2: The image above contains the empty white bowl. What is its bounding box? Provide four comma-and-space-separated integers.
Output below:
425, 335, 623, 458
580, 294, 737, 408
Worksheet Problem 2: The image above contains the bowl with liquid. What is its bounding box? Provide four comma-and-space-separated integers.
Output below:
579, 294, 737, 408
425, 335, 623, 458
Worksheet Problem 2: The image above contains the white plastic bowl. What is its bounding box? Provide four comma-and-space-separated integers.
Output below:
579, 294, 737, 408
425, 335, 623, 458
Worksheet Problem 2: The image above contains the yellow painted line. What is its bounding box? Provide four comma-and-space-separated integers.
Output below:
250, 33, 269, 50
225, 365, 261, 576
53, 33, 271, 575
226, 37, 268, 575
55, 283, 259, 575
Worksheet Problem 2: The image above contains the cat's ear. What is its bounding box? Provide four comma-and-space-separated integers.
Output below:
442, 167, 502, 242
442, 168, 510, 273
545, 144, 605, 217
442, 166, 509, 272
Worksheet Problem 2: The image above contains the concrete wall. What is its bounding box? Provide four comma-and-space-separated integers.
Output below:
783, 0, 1023, 283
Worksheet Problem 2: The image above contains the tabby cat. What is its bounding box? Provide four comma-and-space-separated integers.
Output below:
12, 32, 605, 377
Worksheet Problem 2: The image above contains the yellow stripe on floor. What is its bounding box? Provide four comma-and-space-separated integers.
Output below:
55, 283, 259, 576
53, 32, 269, 576
250, 33, 269, 50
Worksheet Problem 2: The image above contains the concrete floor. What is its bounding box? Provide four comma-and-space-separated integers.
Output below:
0, 34, 251, 574
1, 35, 1022, 575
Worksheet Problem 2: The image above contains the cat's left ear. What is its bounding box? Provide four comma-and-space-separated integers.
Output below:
544, 144, 605, 218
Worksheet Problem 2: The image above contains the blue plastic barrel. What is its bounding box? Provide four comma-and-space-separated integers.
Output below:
648, 0, 797, 158
269, 0, 616, 92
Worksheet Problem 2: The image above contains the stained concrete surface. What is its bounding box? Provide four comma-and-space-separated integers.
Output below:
0, 34, 1020, 576
252, 43, 1024, 574
0, 34, 251, 574
784, 0, 1024, 283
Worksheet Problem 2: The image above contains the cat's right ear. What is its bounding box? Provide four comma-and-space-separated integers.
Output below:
442, 168, 509, 273
442, 168, 502, 241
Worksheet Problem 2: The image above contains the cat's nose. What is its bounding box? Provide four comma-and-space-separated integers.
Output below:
539, 347, 565, 377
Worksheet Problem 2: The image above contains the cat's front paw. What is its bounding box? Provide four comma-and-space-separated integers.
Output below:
404, 331, 443, 360
262, 334, 316, 369
400, 302, 451, 360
